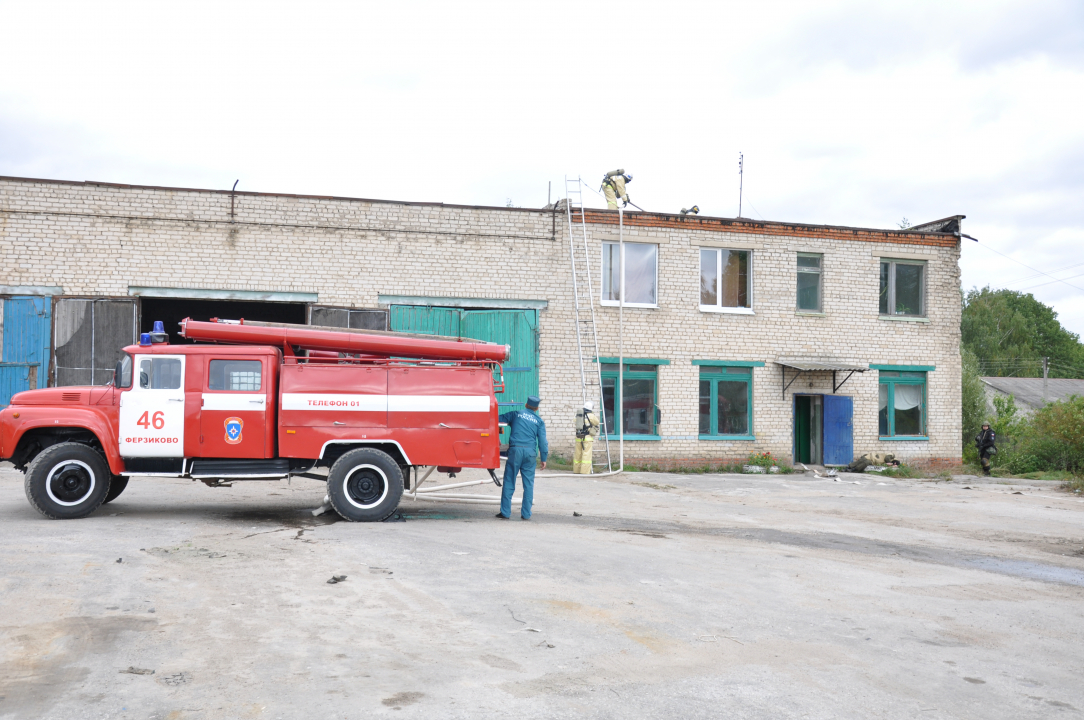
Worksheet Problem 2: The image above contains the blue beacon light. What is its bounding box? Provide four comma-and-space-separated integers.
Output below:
139, 333, 152, 346
152, 321, 165, 334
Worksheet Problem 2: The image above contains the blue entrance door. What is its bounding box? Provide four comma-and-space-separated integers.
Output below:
822, 395, 853, 466
1, 297, 52, 406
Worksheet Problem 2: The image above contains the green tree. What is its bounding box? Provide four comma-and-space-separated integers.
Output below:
962, 287, 1084, 378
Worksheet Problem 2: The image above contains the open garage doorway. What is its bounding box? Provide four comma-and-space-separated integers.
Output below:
140, 298, 307, 344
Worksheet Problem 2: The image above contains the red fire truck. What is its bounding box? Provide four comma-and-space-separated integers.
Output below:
0, 319, 509, 522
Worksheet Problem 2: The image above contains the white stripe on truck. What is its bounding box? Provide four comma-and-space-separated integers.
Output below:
281, 393, 489, 412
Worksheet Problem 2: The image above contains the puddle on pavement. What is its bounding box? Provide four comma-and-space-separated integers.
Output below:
222, 509, 340, 528
961, 557, 1084, 587
557, 514, 1084, 588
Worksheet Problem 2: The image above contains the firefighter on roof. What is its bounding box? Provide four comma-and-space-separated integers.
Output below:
601, 169, 632, 209
497, 395, 548, 520
573, 401, 600, 474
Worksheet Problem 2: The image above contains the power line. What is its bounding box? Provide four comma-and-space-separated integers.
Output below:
971, 241, 1084, 294
1017, 269, 1084, 293
1003, 259, 1084, 288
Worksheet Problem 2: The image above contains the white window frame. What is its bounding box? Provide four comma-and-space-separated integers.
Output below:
600, 242, 659, 309
699, 248, 754, 315
879, 259, 927, 318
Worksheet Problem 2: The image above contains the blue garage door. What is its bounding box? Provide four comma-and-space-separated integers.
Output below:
1, 297, 52, 407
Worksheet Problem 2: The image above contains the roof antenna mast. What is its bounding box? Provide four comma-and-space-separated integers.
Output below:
737, 152, 744, 218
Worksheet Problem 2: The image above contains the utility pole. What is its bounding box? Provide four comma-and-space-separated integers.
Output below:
1043, 356, 1049, 402
738, 152, 744, 218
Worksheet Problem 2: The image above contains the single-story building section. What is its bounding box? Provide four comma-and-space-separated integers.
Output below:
0, 175, 963, 469
981, 376, 1084, 416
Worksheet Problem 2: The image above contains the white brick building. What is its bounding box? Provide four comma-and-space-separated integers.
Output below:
0, 176, 963, 469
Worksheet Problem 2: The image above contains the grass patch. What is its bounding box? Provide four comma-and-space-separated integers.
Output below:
959, 463, 1084, 491
623, 462, 745, 474
865, 463, 924, 479
544, 454, 574, 471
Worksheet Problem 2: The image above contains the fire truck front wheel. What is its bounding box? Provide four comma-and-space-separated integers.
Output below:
327, 448, 404, 522
24, 442, 112, 519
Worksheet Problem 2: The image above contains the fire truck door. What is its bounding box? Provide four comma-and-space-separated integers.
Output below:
200, 358, 267, 458
119, 355, 186, 457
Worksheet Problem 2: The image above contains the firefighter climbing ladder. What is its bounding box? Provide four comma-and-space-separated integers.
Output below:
564, 176, 613, 472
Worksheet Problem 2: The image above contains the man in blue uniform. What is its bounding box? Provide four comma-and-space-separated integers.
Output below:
496, 395, 548, 520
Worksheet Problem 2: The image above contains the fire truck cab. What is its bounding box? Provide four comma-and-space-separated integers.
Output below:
0, 319, 508, 522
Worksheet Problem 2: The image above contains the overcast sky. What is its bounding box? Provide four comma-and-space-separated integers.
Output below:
2, 1, 1082, 336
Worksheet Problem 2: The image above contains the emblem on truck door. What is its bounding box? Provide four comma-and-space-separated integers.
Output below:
224, 417, 244, 444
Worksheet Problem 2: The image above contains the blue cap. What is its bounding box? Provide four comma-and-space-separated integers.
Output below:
152, 321, 165, 333
525, 395, 540, 409
139, 333, 152, 346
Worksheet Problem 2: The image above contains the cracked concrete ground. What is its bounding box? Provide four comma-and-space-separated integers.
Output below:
1, 464, 1082, 719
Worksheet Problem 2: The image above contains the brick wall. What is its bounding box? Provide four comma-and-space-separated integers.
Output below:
0, 177, 963, 466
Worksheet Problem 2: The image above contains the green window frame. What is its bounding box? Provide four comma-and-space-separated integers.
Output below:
600, 363, 660, 439
697, 365, 755, 440
878, 370, 927, 438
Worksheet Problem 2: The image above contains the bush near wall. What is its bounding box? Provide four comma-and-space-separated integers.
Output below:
987, 395, 1084, 475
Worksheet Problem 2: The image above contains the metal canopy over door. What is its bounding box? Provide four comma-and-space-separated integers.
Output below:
0, 297, 52, 407
822, 395, 854, 466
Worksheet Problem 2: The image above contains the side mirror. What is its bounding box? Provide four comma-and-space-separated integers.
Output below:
114, 360, 123, 387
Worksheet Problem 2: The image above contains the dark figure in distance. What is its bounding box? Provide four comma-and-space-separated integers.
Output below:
976, 422, 997, 476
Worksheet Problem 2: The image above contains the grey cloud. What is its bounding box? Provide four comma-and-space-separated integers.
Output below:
739, 0, 1084, 95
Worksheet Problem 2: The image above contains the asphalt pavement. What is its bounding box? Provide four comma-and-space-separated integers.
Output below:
1, 464, 1082, 719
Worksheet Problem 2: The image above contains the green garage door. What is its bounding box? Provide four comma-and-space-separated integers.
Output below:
389, 306, 540, 440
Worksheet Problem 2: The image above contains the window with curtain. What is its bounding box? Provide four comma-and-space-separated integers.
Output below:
600, 363, 659, 436
700, 248, 751, 311
698, 365, 753, 438
878, 371, 926, 437
601, 242, 658, 307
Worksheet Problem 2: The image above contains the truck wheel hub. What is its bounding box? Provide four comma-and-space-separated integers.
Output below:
48, 462, 95, 505
345, 467, 386, 507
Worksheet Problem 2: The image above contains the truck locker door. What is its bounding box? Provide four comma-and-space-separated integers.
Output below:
119, 355, 186, 457
200, 357, 267, 458
822, 395, 854, 466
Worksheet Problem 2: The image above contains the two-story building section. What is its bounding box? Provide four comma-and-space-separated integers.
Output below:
0, 176, 962, 470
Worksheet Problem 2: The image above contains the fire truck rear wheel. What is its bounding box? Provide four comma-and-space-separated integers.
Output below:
326, 448, 404, 522
24, 442, 112, 520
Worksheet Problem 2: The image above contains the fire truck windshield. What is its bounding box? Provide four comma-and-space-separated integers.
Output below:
117, 353, 133, 389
